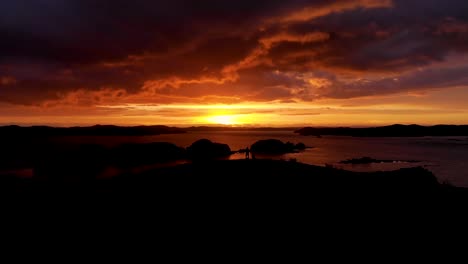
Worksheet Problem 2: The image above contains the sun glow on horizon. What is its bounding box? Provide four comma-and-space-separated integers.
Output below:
63, 90, 468, 127
204, 114, 252, 125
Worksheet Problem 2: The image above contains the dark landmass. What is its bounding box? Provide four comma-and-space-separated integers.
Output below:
1, 134, 468, 223
0, 125, 186, 137
340, 157, 420, 165
296, 124, 468, 137
111, 142, 186, 168
2, 159, 468, 206
1, 136, 467, 211
251, 139, 308, 154
0, 139, 203, 172
26, 140, 235, 178
187, 139, 232, 160
4, 159, 467, 239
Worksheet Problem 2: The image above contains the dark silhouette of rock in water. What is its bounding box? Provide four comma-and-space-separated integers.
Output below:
251, 139, 307, 154
187, 139, 232, 160
295, 142, 307, 150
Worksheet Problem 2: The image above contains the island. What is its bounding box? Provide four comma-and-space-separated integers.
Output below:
250, 139, 308, 154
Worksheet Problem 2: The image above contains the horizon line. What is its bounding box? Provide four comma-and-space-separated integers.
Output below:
1, 123, 468, 129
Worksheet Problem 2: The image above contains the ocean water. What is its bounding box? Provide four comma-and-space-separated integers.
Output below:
48, 130, 468, 187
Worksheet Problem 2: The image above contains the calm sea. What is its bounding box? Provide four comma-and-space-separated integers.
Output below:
49, 130, 468, 187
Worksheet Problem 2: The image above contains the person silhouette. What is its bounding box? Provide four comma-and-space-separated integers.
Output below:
245, 147, 250, 159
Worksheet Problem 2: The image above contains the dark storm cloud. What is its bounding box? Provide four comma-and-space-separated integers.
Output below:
1, 0, 468, 105
0, 0, 315, 64
320, 63, 468, 99
268, 0, 468, 72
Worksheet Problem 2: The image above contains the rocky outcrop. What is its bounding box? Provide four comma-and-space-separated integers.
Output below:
250, 139, 308, 154
187, 139, 232, 160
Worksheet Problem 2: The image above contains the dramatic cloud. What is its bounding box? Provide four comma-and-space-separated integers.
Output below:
1, 0, 468, 125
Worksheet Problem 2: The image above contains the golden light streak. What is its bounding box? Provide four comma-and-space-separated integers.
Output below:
205, 115, 239, 125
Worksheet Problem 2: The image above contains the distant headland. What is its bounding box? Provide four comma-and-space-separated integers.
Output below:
295, 124, 468, 137
0, 125, 186, 137
2, 124, 468, 137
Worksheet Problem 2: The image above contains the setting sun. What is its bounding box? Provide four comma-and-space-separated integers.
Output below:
204, 114, 254, 125
206, 115, 240, 125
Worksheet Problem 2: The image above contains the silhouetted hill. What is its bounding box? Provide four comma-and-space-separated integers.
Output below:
295, 124, 468, 137
112, 142, 186, 168
32, 141, 189, 181
0, 125, 186, 137
4, 159, 466, 202
187, 139, 232, 160
114, 160, 446, 196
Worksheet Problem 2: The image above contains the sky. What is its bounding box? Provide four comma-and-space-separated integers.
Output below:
1, 0, 468, 126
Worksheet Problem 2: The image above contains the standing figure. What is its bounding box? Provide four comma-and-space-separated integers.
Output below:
245, 147, 250, 159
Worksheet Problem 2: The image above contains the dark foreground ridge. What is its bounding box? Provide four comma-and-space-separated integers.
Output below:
0, 125, 186, 137
296, 124, 468, 137
1, 136, 467, 212
2, 159, 467, 204
6, 159, 467, 236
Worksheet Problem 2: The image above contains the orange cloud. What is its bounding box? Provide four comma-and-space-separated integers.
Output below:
0, 76, 16, 86
274, 0, 393, 23
3, 0, 468, 126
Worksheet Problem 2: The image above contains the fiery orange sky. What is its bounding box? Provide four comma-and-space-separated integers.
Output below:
1, 0, 468, 126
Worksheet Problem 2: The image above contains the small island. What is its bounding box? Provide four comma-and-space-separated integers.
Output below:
250, 139, 308, 154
